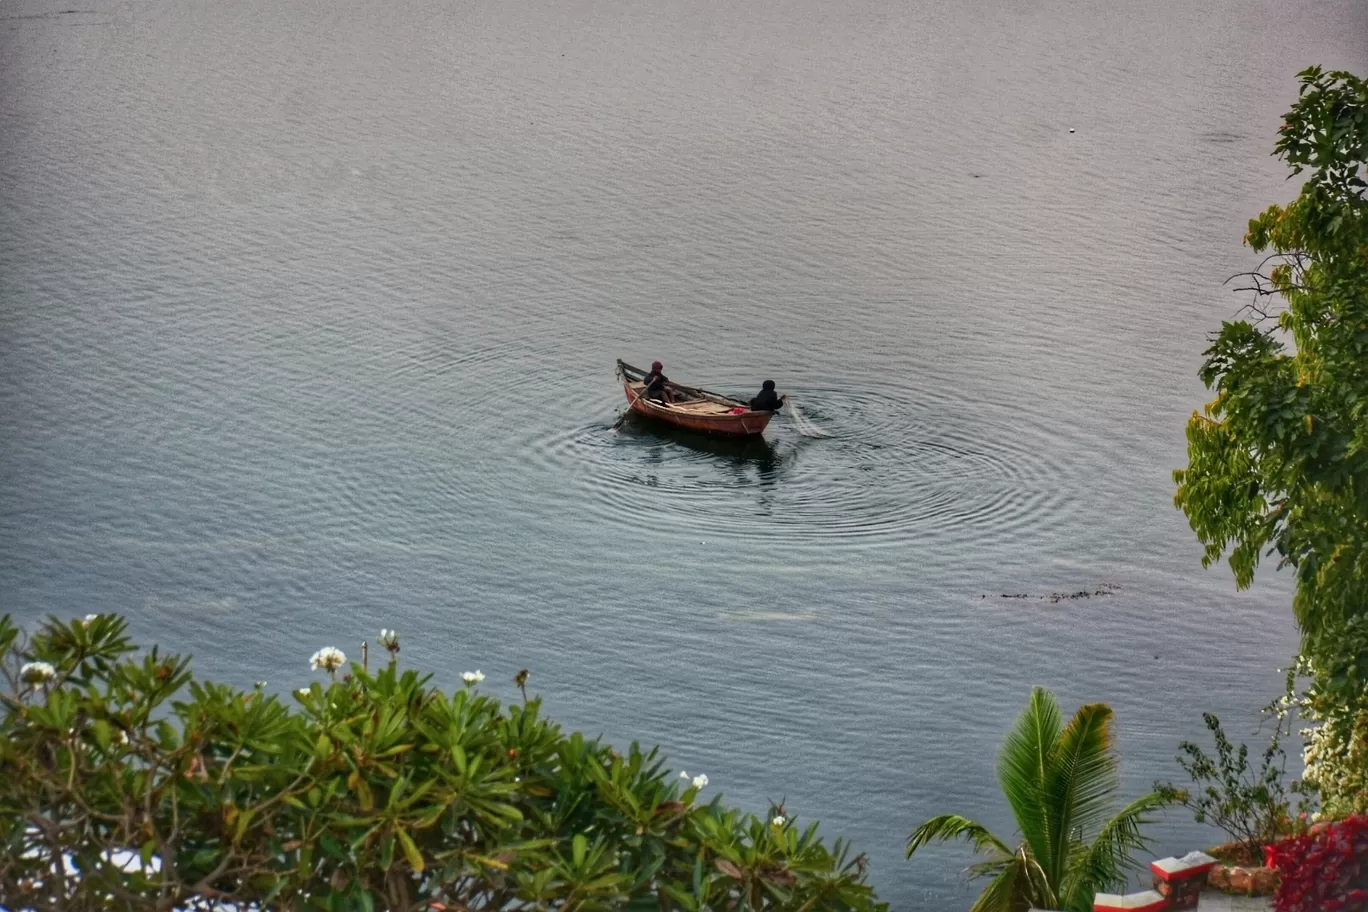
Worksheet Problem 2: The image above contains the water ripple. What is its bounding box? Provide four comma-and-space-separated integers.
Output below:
502, 375, 1085, 551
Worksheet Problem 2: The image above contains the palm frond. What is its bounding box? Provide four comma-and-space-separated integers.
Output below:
1061, 791, 1172, 909
967, 856, 1013, 878
906, 814, 1012, 862
967, 847, 1056, 912
1045, 701, 1117, 884
1019, 847, 1059, 911
967, 856, 1031, 912
997, 687, 1062, 876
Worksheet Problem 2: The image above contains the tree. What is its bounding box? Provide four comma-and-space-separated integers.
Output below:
0, 613, 885, 911
905, 688, 1169, 912
1172, 66, 1368, 815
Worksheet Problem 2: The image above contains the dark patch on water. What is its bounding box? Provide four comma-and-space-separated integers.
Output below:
986, 583, 1122, 603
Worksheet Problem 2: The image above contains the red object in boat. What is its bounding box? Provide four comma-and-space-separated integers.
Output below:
616, 360, 774, 437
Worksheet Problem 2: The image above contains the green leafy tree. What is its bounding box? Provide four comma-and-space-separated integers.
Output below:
1172, 66, 1368, 815
905, 688, 1169, 912
0, 613, 884, 912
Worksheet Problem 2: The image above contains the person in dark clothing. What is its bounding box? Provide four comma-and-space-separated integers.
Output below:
749, 379, 785, 411
642, 360, 672, 402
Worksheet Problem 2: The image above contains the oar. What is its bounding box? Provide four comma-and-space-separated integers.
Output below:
613, 377, 665, 428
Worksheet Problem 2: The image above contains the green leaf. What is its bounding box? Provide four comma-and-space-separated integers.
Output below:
996, 687, 1060, 872
380, 832, 395, 871
906, 815, 1011, 860
233, 807, 256, 844
348, 771, 374, 812
396, 827, 424, 874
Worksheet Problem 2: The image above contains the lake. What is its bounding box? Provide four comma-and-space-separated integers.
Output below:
2, 0, 1365, 905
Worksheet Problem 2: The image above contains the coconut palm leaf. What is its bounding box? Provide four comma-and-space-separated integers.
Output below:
1042, 701, 1116, 886
905, 814, 1012, 860
1060, 791, 1170, 910
996, 687, 1062, 877
966, 846, 1056, 912
908, 689, 1174, 912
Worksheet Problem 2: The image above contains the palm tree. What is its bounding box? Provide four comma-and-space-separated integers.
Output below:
906, 687, 1170, 912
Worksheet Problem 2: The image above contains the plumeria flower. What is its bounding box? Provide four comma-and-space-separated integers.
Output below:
461, 670, 485, 686
20, 662, 56, 685
310, 647, 346, 676
771, 815, 786, 827
691, 774, 708, 789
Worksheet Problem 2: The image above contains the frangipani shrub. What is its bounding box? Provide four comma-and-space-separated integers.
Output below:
0, 614, 884, 912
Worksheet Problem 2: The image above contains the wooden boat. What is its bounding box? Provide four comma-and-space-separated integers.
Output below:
616, 360, 775, 437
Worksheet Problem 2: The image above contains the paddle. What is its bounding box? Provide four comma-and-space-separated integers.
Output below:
613, 371, 670, 428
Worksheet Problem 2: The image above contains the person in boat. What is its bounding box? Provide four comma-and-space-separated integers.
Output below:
749, 380, 785, 411
642, 361, 672, 403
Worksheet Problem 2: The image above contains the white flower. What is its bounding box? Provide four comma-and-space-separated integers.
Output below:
83, 614, 100, 624
378, 628, 399, 651
254, 681, 267, 689
461, 670, 485, 685
309, 647, 346, 674
296, 688, 310, 698
20, 662, 56, 685
691, 774, 708, 789
679, 771, 690, 780
771, 815, 786, 827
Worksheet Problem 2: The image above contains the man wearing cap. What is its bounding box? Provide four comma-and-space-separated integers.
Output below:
642, 361, 672, 402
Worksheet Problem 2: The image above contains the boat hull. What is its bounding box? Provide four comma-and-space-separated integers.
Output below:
622, 386, 773, 437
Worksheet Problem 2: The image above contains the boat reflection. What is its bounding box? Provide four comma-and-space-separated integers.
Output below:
617, 412, 782, 472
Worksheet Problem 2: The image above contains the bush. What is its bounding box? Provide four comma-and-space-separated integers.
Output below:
0, 614, 884, 911
1288, 623, 1368, 818
1267, 816, 1368, 912
1155, 713, 1302, 863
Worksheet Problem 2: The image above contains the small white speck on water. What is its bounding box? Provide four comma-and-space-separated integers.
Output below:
1068, 128, 1076, 133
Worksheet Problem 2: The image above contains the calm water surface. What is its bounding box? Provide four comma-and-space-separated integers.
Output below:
3, 0, 1366, 905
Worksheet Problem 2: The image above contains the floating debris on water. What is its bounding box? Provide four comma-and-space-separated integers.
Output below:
982, 583, 1120, 603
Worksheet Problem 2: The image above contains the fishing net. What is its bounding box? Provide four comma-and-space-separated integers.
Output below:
785, 398, 833, 438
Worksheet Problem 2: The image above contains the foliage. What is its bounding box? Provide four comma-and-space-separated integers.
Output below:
1172, 66, 1368, 814
1155, 713, 1302, 860
1287, 623, 1368, 818
1266, 815, 1368, 912
905, 687, 1170, 912
0, 613, 884, 912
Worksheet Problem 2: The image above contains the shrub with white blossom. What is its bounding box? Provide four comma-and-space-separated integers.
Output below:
309, 646, 347, 676
19, 661, 55, 686
0, 613, 882, 911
